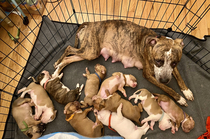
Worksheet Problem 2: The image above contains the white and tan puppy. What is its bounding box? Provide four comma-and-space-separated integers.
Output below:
129, 89, 173, 132
18, 82, 57, 124
97, 72, 137, 98
94, 103, 149, 139
154, 93, 195, 133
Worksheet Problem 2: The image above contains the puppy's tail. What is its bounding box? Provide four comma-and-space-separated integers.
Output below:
28, 76, 37, 83
74, 22, 88, 48
138, 103, 143, 112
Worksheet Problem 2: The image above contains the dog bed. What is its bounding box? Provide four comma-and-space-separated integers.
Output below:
3, 16, 210, 139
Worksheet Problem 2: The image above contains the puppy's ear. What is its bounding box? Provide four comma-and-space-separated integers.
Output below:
174, 39, 184, 48
112, 72, 121, 79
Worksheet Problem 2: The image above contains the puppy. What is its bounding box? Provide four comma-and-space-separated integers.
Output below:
18, 81, 57, 124
80, 64, 106, 108
154, 93, 195, 133
94, 103, 149, 139
36, 67, 84, 105
97, 72, 137, 98
64, 101, 104, 138
129, 89, 173, 132
12, 97, 46, 139
93, 91, 142, 125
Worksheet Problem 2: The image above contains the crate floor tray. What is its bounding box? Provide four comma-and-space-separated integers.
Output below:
3, 16, 210, 139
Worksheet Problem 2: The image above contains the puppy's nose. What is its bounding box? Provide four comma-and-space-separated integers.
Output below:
160, 78, 170, 84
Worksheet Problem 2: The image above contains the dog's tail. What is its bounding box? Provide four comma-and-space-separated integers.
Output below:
74, 22, 88, 48
138, 103, 143, 112
28, 76, 36, 83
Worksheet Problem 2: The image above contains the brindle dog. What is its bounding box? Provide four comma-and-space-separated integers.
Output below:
54, 20, 194, 106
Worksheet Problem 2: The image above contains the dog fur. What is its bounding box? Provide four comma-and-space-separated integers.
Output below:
54, 20, 193, 106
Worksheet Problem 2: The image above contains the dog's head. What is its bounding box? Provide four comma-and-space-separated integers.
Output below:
92, 96, 105, 111
40, 108, 57, 124
23, 123, 46, 139
94, 64, 107, 77
37, 70, 51, 86
64, 101, 81, 115
124, 74, 137, 88
147, 36, 184, 84
181, 116, 195, 133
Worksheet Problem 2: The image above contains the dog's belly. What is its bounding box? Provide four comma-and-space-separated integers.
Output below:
100, 47, 143, 69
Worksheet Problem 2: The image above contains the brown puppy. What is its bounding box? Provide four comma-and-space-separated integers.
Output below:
154, 93, 195, 133
18, 82, 57, 124
36, 67, 83, 105
64, 101, 104, 138
12, 97, 46, 139
97, 72, 137, 98
80, 64, 107, 108
54, 20, 193, 106
93, 91, 143, 125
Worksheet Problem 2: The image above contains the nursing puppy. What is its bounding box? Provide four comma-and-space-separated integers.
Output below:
80, 64, 107, 108
94, 103, 149, 139
154, 93, 195, 133
36, 67, 83, 105
12, 97, 46, 139
97, 72, 137, 98
129, 89, 173, 132
54, 20, 194, 106
18, 82, 57, 124
93, 91, 142, 125
64, 101, 104, 138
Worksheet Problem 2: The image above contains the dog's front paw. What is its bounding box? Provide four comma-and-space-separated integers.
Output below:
182, 89, 194, 101
177, 96, 188, 106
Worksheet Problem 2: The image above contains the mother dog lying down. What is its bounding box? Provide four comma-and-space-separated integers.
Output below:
54, 20, 194, 106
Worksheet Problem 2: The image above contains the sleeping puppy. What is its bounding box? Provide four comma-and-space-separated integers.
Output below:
154, 93, 195, 133
18, 81, 57, 124
129, 89, 173, 132
80, 64, 106, 108
97, 72, 137, 98
36, 67, 84, 105
93, 91, 143, 126
94, 103, 149, 139
64, 101, 104, 138
12, 97, 46, 139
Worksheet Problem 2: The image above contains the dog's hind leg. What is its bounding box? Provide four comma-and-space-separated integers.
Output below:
56, 55, 84, 73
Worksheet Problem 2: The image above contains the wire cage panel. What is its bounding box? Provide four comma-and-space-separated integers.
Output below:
0, 0, 210, 138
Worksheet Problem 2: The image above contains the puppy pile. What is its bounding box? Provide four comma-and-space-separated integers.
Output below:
13, 20, 196, 139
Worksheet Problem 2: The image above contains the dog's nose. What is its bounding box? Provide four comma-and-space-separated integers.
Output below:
160, 78, 170, 84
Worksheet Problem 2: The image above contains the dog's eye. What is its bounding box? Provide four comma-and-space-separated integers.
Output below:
155, 59, 164, 67
171, 62, 177, 68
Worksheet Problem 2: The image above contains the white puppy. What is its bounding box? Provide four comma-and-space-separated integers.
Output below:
129, 89, 173, 132
94, 103, 149, 139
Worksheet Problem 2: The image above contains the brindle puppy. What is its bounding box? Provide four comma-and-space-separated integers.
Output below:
36, 67, 84, 105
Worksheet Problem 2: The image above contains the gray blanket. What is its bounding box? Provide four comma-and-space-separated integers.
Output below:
4, 16, 210, 139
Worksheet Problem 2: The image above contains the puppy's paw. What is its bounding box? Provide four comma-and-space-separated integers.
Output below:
79, 84, 84, 92
177, 96, 188, 106
76, 83, 79, 88
182, 89, 194, 101
119, 103, 123, 109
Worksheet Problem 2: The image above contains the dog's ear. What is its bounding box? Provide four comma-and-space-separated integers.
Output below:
112, 72, 121, 79
174, 38, 184, 48
146, 36, 158, 47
